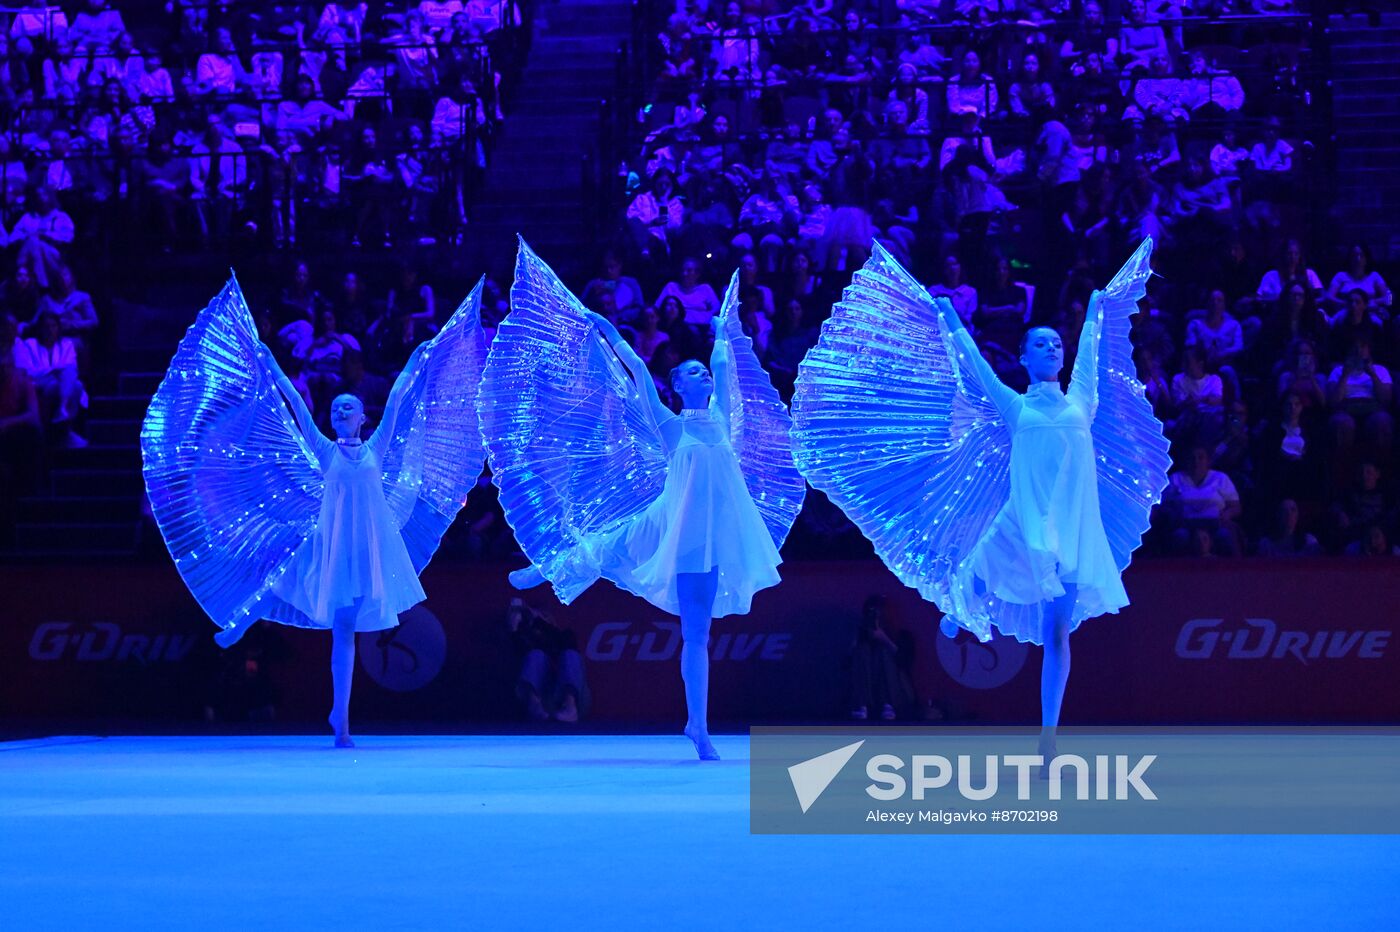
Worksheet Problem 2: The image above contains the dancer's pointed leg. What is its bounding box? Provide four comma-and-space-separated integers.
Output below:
329, 606, 357, 748
677, 569, 720, 761
1038, 585, 1075, 777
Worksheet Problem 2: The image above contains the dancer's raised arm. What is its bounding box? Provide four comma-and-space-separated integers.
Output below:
708, 316, 733, 425
583, 310, 673, 425
1068, 291, 1103, 418
256, 341, 332, 458
933, 295, 1019, 418
367, 342, 427, 459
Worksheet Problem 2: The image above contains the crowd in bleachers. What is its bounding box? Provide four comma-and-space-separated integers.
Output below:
588, 0, 1400, 557
2, 0, 1397, 562
0, 1, 524, 533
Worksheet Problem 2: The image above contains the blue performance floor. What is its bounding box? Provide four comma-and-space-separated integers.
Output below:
1, 735, 1396, 930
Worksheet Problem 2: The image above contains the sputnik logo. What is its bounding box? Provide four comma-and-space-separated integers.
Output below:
788, 741, 865, 813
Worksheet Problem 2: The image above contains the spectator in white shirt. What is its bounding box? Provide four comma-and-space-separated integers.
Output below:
1118, 0, 1168, 75
10, 185, 74, 290
35, 264, 97, 343
193, 28, 257, 96
69, 0, 125, 51
1208, 124, 1248, 182
1165, 446, 1242, 556
1171, 344, 1225, 443
276, 75, 349, 143
1182, 49, 1244, 116
1327, 333, 1393, 454
10, 4, 67, 42
657, 257, 720, 329
946, 50, 998, 119
1257, 239, 1322, 305
15, 309, 85, 446
1327, 243, 1391, 313
1248, 117, 1293, 173
1186, 289, 1244, 369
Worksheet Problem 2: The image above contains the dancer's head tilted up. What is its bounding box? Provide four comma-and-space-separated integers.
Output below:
1019, 327, 1064, 383
329, 393, 366, 440
670, 359, 713, 409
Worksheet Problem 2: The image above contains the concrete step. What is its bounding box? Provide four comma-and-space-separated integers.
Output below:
88, 395, 152, 421
13, 522, 140, 553
470, 199, 588, 222
48, 444, 142, 471
50, 468, 145, 498
85, 418, 142, 446
117, 372, 164, 396
16, 496, 144, 524
485, 164, 593, 189
512, 82, 611, 105
1336, 155, 1400, 171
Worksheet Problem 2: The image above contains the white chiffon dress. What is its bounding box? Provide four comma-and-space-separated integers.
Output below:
564, 405, 783, 618
952, 325, 1130, 636
272, 436, 427, 632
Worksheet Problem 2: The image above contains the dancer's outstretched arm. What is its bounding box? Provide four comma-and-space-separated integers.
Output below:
933, 296, 1019, 418
1068, 291, 1103, 418
708, 316, 733, 425
583, 310, 673, 425
368, 342, 427, 458
256, 342, 328, 453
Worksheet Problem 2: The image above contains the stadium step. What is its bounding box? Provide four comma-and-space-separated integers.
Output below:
85, 419, 142, 446
16, 497, 143, 524
1329, 15, 1400, 261
87, 395, 153, 421
11, 522, 140, 554
117, 372, 165, 397
49, 468, 146, 499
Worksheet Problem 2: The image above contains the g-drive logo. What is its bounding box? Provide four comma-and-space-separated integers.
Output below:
587, 621, 789, 662
788, 741, 1156, 812
29, 622, 196, 664
1175, 619, 1390, 663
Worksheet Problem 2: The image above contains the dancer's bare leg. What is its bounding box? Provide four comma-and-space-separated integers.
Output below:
1039, 584, 1076, 770
677, 567, 720, 761
329, 605, 358, 748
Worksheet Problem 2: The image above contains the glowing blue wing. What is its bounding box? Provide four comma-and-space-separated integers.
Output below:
373, 279, 489, 571
715, 272, 806, 549
1072, 236, 1171, 570
478, 238, 669, 603
791, 242, 1012, 615
140, 277, 323, 632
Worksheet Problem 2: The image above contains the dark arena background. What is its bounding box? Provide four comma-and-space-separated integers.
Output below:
2, 1, 1398, 928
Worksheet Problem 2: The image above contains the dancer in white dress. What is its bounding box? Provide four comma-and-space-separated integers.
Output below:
143, 278, 487, 747
792, 240, 1169, 764
480, 240, 804, 760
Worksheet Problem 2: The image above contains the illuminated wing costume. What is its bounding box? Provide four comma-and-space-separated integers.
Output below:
141, 276, 488, 642
792, 239, 1168, 644
477, 239, 804, 617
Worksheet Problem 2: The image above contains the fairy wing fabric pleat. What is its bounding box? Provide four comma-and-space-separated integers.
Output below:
714, 273, 806, 549
372, 279, 489, 572
140, 277, 323, 630
478, 239, 668, 601
791, 242, 1013, 611
1071, 236, 1171, 571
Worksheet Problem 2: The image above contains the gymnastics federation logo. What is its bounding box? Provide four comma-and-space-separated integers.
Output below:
358, 605, 446, 691
935, 627, 1028, 689
788, 740, 866, 813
